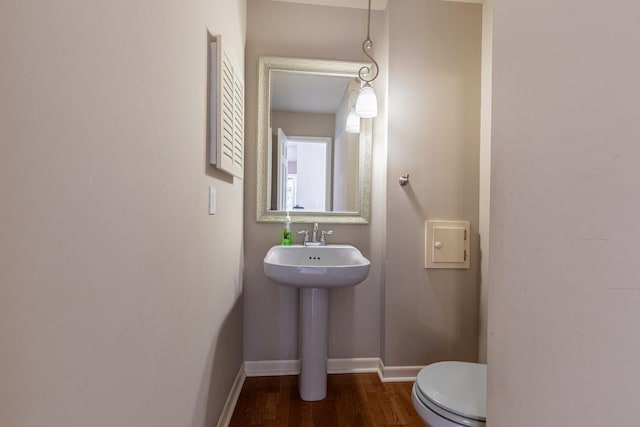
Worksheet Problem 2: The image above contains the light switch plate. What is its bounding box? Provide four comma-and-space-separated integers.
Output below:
209, 186, 216, 215
425, 220, 470, 269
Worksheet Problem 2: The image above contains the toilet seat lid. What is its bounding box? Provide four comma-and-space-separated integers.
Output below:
415, 361, 486, 421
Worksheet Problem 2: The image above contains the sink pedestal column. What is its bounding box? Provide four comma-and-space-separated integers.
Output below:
299, 287, 329, 401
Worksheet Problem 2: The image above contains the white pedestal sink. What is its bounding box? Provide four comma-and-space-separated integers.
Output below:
263, 245, 371, 401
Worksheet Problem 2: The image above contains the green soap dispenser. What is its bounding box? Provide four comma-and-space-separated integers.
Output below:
281, 212, 293, 246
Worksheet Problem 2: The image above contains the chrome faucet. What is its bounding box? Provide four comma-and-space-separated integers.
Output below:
320, 229, 334, 245
297, 229, 309, 245
298, 222, 334, 246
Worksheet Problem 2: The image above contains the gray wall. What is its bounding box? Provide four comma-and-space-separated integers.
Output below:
383, 0, 482, 366
477, 0, 493, 365
244, 0, 482, 368
272, 111, 336, 138
244, 0, 387, 361
1, 0, 246, 426
488, 0, 640, 424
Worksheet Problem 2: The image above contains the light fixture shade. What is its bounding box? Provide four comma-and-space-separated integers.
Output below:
345, 107, 360, 133
355, 84, 377, 118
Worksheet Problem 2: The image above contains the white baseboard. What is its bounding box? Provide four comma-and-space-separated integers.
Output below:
378, 359, 424, 382
376, 358, 385, 382
244, 358, 422, 382
327, 357, 380, 374
216, 362, 246, 427
244, 359, 300, 376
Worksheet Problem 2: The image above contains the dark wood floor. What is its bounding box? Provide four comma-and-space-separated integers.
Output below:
229, 373, 426, 427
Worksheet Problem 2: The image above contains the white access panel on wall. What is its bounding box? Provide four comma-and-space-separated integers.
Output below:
425, 220, 470, 269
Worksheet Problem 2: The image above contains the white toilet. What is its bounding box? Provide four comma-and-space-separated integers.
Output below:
412, 361, 486, 427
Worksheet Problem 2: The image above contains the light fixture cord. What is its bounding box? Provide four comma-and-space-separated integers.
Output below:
359, 0, 379, 84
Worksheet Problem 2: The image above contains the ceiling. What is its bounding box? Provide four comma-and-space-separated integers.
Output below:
271, 71, 354, 114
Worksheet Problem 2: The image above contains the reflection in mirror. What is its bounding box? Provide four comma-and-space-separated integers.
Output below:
257, 57, 373, 224
272, 132, 333, 212
270, 72, 360, 212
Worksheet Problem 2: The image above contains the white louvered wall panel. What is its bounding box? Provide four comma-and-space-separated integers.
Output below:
209, 35, 244, 178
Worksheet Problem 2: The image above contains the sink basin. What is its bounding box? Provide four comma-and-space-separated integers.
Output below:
264, 244, 371, 288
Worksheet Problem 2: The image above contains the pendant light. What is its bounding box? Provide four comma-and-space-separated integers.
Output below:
355, 0, 379, 119
345, 106, 361, 133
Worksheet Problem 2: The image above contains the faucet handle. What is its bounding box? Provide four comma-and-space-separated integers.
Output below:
297, 230, 309, 244
320, 230, 334, 245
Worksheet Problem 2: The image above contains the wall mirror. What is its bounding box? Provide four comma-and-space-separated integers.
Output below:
256, 56, 373, 224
